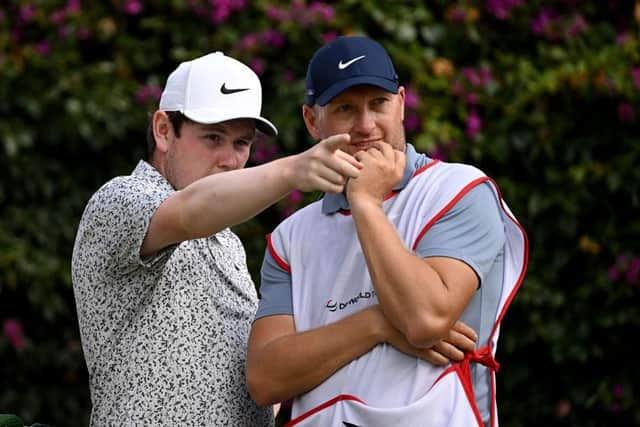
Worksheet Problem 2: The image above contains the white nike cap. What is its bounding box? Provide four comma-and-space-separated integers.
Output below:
159, 51, 277, 136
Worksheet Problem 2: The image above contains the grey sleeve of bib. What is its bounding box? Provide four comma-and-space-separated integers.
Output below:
414, 182, 505, 288
254, 250, 294, 320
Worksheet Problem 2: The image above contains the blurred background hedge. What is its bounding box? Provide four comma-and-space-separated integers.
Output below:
1, 0, 639, 426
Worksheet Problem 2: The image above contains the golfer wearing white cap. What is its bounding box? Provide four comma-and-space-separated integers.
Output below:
71, 51, 361, 426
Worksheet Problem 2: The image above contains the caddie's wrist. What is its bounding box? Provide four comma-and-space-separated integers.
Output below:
348, 192, 383, 211
362, 305, 388, 343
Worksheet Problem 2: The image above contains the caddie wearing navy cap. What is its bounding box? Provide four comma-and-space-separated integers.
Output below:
248, 36, 528, 427
71, 51, 363, 426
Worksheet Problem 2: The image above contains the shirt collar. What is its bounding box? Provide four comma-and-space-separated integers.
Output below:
321, 143, 419, 214
132, 160, 175, 191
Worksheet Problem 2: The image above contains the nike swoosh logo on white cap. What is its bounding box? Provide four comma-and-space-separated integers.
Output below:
220, 83, 250, 94
338, 55, 366, 70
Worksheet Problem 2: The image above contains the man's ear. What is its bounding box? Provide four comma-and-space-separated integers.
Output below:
397, 86, 406, 121
302, 104, 322, 141
152, 111, 172, 153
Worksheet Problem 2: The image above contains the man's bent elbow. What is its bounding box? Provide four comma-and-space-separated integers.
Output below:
404, 313, 450, 348
246, 369, 281, 407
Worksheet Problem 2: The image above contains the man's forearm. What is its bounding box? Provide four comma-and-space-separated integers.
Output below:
179, 156, 297, 238
141, 157, 299, 257
246, 308, 385, 406
349, 198, 469, 348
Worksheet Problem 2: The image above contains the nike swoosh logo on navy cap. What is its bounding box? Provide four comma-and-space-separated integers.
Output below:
220, 83, 250, 94
338, 55, 366, 70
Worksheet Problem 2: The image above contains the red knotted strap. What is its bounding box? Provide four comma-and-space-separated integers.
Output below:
470, 345, 500, 371
452, 344, 500, 426
458, 344, 499, 383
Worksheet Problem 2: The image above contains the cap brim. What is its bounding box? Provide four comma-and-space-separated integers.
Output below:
315, 76, 399, 106
254, 118, 278, 137
182, 109, 278, 136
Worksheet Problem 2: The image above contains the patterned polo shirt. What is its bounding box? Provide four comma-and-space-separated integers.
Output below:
71, 160, 273, 426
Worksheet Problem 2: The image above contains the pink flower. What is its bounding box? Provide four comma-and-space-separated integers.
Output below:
281, 187, 305, 218
625, 256, 640, 284
567, 14, 588, 38
447, 6, 467, 24
289, 0, 315, 26
309, 2, 335, 23
461, 67, 492, 89
463, 67, 482, 87
135, 84, 163, 104
531, 9, 558, 37
35, 40, 51, 56
631, 67, 640, 90
266, 6, 288, 21
282, 71, 295, 82
429, 145, 446, 161
480, 67, 493, 85
123, 0, 142, 15
281, 207, 295, 218
20, 4, 36, 22
211, 0, 247, 23
241, 33, 259, 49
251, 139, 280, 164
66, 0, 81, 13
608, 264, 620, 281
212, 6, 230, 23
262, 30, 285, 49
404, 86, 420, 109
451, 80, 464, 96
613, 384, 625, 399
230, 0, 248, 8
321, 32, 338, 45
3, 319, 26, 352
617, 102, 634, 123
250, 58, 265, 76
487, 0, 524, 20
77, 26, 91, 40
50, 9, 67, 24
616, 32, 629, 45
404, 111, 421, 133
288, 190, 303, 204
609, 254, 640, 284
466, 111, 482, 138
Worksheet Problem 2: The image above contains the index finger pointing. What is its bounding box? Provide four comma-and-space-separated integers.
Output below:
320, 134, 350, 152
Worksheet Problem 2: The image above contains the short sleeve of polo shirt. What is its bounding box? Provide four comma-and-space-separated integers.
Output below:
255, 250, 293, 319
255, 181, 506, 319
415, 181, 505, 287
81, 174, 175, 275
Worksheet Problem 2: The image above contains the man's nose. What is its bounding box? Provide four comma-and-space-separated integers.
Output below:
216, 144, 241, 171
353, 109, 376, 135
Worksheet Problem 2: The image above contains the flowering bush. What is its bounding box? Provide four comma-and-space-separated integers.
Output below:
1, 1, 638, 425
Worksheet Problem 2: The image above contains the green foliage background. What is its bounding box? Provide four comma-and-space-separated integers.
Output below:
1, 0, 639, 426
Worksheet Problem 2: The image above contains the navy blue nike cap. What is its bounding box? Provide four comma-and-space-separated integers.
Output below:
305, 36, 399, 106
